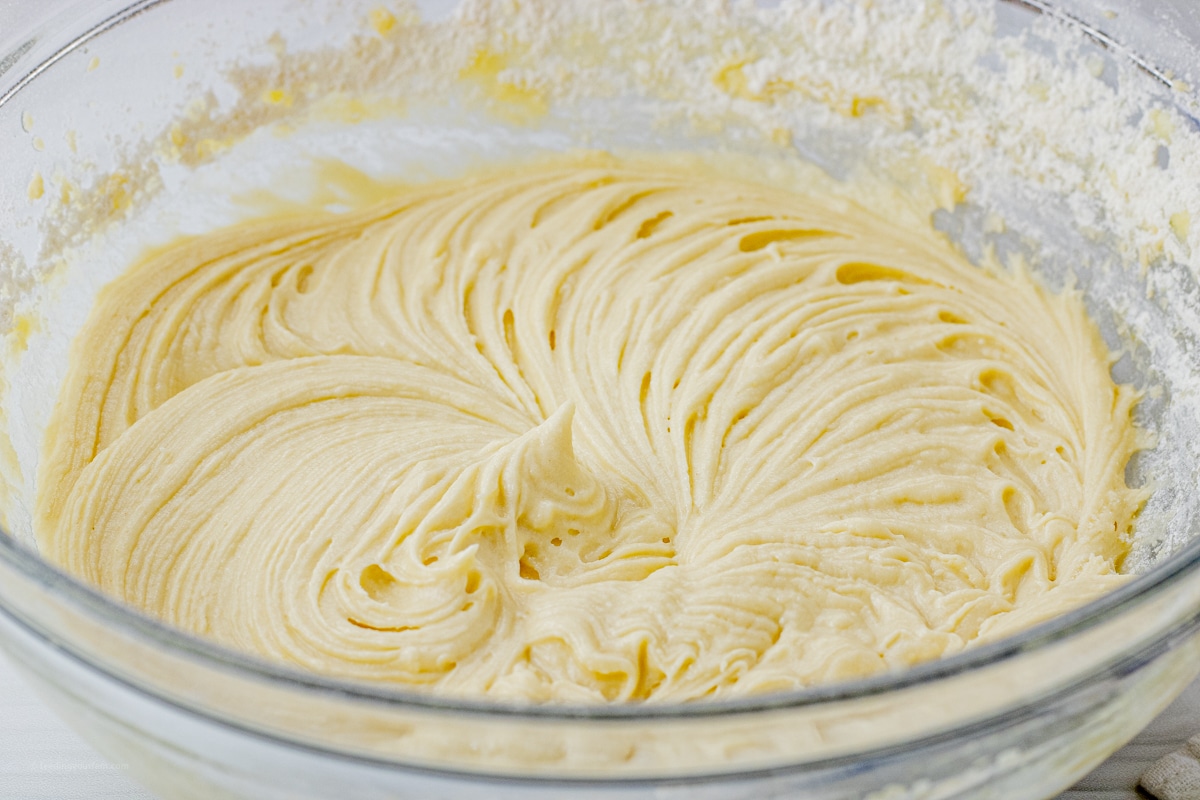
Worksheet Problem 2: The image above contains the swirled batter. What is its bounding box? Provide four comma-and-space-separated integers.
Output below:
36, 159, 1145, 701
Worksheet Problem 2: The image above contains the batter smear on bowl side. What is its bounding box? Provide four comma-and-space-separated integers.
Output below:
35, 159, 1145, 702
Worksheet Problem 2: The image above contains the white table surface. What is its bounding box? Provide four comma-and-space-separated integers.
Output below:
1, 651, 1196, 800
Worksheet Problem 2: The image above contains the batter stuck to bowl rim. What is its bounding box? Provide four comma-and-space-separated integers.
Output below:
34, 156, 1146, 703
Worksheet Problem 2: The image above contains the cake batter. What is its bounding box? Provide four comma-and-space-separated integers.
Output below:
35, 159, 1145, 701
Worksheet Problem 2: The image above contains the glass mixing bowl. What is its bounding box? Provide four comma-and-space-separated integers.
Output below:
3, 1, 1200, 798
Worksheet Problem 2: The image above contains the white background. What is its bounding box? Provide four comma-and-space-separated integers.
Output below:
1, 651, 1196, 799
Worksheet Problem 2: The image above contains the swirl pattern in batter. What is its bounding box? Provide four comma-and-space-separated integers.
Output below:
36, 158, 1145, 701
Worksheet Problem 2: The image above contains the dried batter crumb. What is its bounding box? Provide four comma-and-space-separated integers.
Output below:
262, 88, 294, 107
55, 176, 77, 208
1171, 211, 1192, 242
10, 314, 37, 354
369, 7, 398, 36
27, 173, 44, 202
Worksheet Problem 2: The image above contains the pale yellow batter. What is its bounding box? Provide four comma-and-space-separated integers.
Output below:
35, 159, 1145, 702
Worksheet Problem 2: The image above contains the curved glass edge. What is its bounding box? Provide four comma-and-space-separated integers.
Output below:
0, 0, 173, 108
0, 0, 1199, 723
1011, 0, 1178, 87
5, 572, 1200, 784
4, 527, 1200, 721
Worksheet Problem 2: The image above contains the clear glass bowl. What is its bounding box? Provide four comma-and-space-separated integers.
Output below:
3, 1, 1200, 798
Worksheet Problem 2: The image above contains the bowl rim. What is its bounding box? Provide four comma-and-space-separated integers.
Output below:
5, 552, 1197, 788
4, 529, 1200, 721
2, 0, 1200, 723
